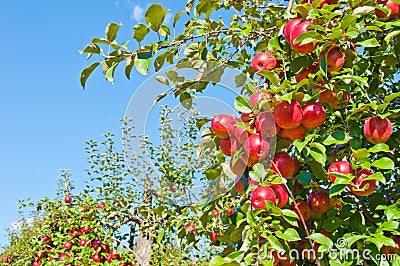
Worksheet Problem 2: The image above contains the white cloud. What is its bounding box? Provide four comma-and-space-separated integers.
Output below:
131, 4, 144, 22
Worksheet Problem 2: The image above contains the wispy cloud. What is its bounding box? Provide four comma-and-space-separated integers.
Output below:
131, 4, 144, 22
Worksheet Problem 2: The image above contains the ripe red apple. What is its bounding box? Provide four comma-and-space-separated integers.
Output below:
290, 20, 318, 54
250, 91, 275, 109
210, 231, 219, 241
41, 236, 51, 244
92, 254, 102, 263
292, 158, 300, 176
271, 152, 296, 178
284, 18, 302, 44
98, 203, 106, 210
32, 261, 42, 266
291, 201, 312, 222
219, 138, 239, 156
251, 185, 277, 209
375, 0, 400, 18
211, 114, 237, 138
64, 195, 72, 204
307, 190, 330, 214
364, 116, 393, 144
274, 100, 303, 129
92, 239, 102, 249
328, 161, 355, 183
37, 252, 45, 260
271, 184, 288, 208
301, 102, 326, 129
318, 89, 350, 109
348, 168, 377, 196
79, 239, 87, 247
278, 125, 307, 141
256, 111, 279, 137
226, 207, 235, 215
81, 226, 90, 234
169, 184, 177, 192
295, 64, 317, 84
235, 126, 250, 144
319, 46, 345, 73
252, 52, 277, 72
212, 209, 220, 217
244, 134, 270, 160
63, 241, 72, 250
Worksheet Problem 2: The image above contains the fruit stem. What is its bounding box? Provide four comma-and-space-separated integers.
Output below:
270, 161, 322, 266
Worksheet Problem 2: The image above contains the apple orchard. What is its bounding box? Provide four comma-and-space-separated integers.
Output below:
1, 0, 400, 265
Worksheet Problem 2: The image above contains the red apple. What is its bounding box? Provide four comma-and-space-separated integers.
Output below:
81, 226, 90, 234
64, 195, 72, 204
92, 254, 102, 263
292, 158, 300, 176
278, 125, 307, 141
250, 91, 275, 109
41, 236, 51, 244
301, 102, 326, 129
98, 203, 106, 210
299, 240, 318, 261
235, 126, 250, 144
274, 100, 303, 129
63, 241, 72, 250
210, 231, 219, 241
307, 190, 330, 214
212, 209, 220, 217
252, 52, 277, 72
211, 114, 237, 138
375, 0, 400, 18
244, 134, 270, 160
169, 184, 177, 192
284, 18, 302, 44
37, 252, 45, 260
328, 161, 355, 183
291, 201, 312, 222
364, 116, 393, 144
32, 261, 41, 266
227, 207, 235, 215
319, 46, 345, 73
79, 239, 87, 247
251, 185, 277, 209
290, 20, 318, 54
219, 137, 239, 156
295, 64, 317, 84
318, 89, 350, 109
348, 168, 377, 196
256, 111, 279, 137
271, 184, 288, 208
234, 175, 248, 194
271, 152, 296, 178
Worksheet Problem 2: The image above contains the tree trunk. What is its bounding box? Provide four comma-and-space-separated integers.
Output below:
135, 189, 153, 266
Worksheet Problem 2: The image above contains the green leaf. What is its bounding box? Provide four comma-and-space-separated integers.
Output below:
132, 24, 150, 42
125, 55, 135, 79
384, 91, 400, 102
290, 56, 314, 73
276, 228, 301, 241
105, 62, 118, 83
355, 38, 380, 48
297, 171, 312, 185
352, 148, 370, 161
310, 142, 327, 165
310, 161, 327, 180
155, 76, 169, 86
173, 11, 186, 27
371, 157, 394, 170
80, 62, 100, 88
235, 73, 247, 88
344, 235, 367, 248
257, 71, 280, 86
368, 143, 390, 153
180, 92, 193, 110
144, 3, 169, 32
246, 211, 255, 227
329, 184, 347, 197
384, 30, 400, 43
234, 96, 253, 113
105, 22, 122, 42
134, 58, 152, 75
340, 14, 358, 28
322, 129, 351, 145
323, 216, 342, 232
266, 235, 285, 252
209, 256, 233, 266
309, 233, 333, 247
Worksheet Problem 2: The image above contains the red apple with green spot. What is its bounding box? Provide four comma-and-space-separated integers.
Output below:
251, 185, 277, 209
290, 20, 318, 54
328, 161, 354, 183
348, 168, 377, 196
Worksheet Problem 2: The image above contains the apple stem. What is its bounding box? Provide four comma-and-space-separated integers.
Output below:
270, 161, 322, 266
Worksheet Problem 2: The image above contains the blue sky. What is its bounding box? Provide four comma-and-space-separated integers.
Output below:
0, 0, 191, 246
